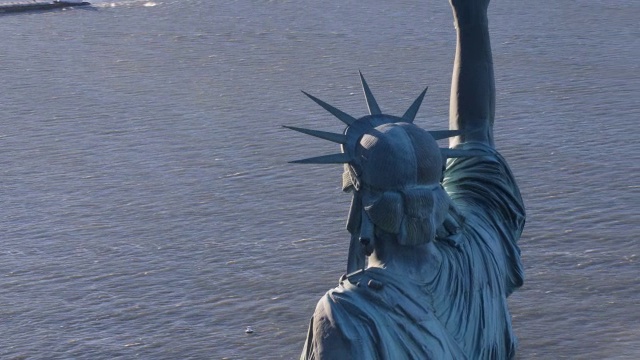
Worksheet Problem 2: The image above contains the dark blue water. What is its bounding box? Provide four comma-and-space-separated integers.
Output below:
0, 0, 638, 358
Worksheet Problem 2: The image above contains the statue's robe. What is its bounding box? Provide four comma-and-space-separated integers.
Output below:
301, 143, 525, 359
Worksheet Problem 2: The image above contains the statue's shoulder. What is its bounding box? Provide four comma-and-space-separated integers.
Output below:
314, 269, 394, 314
319, 268, 425, 314
322, 270, 385, 300
309, 269, 404, 349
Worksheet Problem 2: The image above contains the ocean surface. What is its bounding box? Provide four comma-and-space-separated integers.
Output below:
0, 0, 637, 359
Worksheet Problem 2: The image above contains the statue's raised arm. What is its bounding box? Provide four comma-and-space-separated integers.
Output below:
448, 0, 495, 148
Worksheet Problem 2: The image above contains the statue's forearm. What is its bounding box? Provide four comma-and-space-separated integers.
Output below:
448, 8, 495, 148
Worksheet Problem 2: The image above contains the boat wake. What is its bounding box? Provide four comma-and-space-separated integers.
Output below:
90, 0, 157, 8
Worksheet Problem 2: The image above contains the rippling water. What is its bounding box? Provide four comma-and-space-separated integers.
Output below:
0, 0, 638, 358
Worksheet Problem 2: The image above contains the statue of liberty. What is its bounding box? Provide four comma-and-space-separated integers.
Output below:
287, 0, 525, 358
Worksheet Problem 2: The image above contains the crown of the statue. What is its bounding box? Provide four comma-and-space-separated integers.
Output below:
286, 72, 482, 191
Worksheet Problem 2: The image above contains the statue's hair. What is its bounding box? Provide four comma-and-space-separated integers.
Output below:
364, 185, 451, 246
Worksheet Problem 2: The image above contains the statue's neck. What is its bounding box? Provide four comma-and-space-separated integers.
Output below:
367, 240, 441, 281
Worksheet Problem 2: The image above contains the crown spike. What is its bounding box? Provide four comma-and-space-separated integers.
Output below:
429, 130, 465, 140
440, 148, 486, 158
302, 91, 357, 126
283, 125, 347, 144
290, 153, 353, 164
359, 71, 381, 115
401, 87, 428, 123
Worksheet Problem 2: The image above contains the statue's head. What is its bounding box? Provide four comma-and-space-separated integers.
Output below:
347, 121, 451, 248
287, 73, 479, 270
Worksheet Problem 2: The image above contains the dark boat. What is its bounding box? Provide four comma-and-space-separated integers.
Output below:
0, 1, 91, 13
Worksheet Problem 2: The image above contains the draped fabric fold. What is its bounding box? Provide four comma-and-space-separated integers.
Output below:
302, 142, 525, 359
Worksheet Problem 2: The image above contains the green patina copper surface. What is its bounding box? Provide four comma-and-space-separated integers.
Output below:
289, 0, 525, 358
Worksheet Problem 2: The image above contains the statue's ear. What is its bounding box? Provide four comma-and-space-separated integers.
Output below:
342, 164, 360, 192
363, 191, 403, 234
